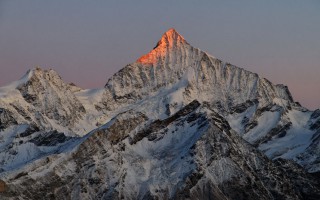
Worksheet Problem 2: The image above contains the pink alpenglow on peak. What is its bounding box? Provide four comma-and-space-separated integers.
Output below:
155, 28, 187, 48
137, 28, 189, 65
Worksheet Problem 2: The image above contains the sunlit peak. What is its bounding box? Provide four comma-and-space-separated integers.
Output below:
137, 28, 187, 65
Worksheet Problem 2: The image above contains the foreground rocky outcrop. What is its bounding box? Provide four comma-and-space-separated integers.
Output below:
1, 101, 319, 199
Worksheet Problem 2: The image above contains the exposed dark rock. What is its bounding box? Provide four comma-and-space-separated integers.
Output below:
311, 109, 320, 119
165, 104, 171, 116
254, 122, 292, 146
107, 111, 148, 145
244, 120, 258, 132
255, 104, 275, 117
310, 119, 320, 130
19, 125, 40, 137
29, 130, 73, 146
0, 108, 17, 130
9, 103, 32, 121
230, 99, 258, 114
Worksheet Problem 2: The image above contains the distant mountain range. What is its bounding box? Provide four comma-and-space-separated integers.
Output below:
0, 28, 319, 199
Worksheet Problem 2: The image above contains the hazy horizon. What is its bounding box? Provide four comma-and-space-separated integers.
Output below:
0, 0, 319, 109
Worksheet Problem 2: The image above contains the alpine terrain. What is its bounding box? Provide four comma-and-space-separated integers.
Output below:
0, 28, 319, 199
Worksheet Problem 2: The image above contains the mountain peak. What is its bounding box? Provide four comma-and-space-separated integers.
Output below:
157, 28, 186, 46
165, 28, 179, 34
23, 67, 61, 82
136, 28, 188, 65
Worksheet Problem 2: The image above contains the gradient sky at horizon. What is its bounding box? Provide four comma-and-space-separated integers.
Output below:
0, 0, 319, 109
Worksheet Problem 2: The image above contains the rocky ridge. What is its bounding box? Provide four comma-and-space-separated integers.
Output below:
1, 101, 319, 199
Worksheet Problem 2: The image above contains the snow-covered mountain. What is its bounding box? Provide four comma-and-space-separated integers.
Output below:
101, 28, 320, 173
0, 28, 319, 199
0, 67, 96, 135
0, 67, 111, 172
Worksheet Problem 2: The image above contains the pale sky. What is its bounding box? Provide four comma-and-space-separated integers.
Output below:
0, 0, 319, 109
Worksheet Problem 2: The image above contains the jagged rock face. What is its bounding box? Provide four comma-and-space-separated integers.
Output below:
0, 68, 96, 174
0, 68, 89, 135
0, 108, 17, 130
1, 101, 319, 200
16, 68, 86, 127
0, 66, 115, 137
105, 29, 293, 113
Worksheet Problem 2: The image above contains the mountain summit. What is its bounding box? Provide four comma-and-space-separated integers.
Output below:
0, 29, 319, 199
137, 28, 189, 64
154, 28, 187, 48
107, 28, 294, 114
